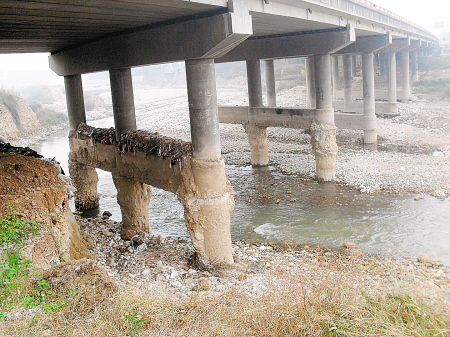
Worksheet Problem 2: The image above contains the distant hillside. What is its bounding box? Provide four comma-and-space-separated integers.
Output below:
0, 89, 44, 142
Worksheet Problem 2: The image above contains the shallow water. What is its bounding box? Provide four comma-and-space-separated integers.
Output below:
31, 89, 450, 265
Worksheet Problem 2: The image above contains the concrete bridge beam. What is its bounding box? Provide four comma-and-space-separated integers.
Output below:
343, 55, 353, 110
306, 55, 316, 108
180, 58, 234, 266
312, 53, 337, 182
64, 74, 99, 211
362, 52, 377, 144
244, 60, 269, 166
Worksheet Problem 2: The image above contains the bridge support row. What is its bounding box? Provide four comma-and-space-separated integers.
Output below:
65, 59, 235, 265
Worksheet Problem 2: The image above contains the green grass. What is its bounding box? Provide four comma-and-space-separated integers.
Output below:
0, 208, 38, 247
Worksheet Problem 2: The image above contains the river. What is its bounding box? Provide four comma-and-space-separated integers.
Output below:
31, 92, 450, 266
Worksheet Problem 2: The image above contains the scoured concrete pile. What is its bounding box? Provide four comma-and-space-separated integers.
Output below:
0, 146, 91, 269
75, 123, 192, 164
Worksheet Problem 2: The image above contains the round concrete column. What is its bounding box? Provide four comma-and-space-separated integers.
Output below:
264, 59, 276, 108
387, 52, 397, 105
312, 54, 337, 182
352, 55, 357, 77
306, 55, 316, 108
246, 60, 263, 107
109, 68, 137, 141
379, 53, 387, 77
401, 51, 410, 102
343, 55, 353, 109
411, 50, 419, 82
245, 59, 269, 166
362, 53, 377, 144
64, 74, 86, 131
332, 55, 339, 98
185, 59, 221, 160
181, 58, 234, 266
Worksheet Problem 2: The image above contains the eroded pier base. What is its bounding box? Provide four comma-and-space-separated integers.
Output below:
177, 157, 235, 265
243, 123, 269, 166
112, 174, 151, 240
69, 157, 99, 210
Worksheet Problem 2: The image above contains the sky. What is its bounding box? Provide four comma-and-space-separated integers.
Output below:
0, 0, 449, 85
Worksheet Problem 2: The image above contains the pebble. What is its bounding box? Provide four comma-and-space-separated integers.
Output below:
343, 242, 356, 249
418, 254, 430, 263
142, 268, 151, 276
102, 229, 113, 237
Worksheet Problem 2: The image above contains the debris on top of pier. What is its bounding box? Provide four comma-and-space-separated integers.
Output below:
74, 123, 192, 162
0, 142, 43, 159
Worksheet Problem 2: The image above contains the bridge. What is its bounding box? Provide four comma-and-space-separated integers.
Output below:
0, 0, 438, 266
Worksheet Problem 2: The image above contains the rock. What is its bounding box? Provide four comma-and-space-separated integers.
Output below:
418, 254, 430, 263
343, 242, 356, 249
102, 229, 112, 237
171, 281, 182, 288
156, 235, 165, 244
134, 243, 147, 254
435, 269, 445, 279
188, 251, 215, 273
192, 278, 210, 291
102, 211, 112, 218
155, 274, 165, 282
414, 195, 423, 201
131, 231, 150, 245
156, 260, 164, 271
106, 258, 114, 267
170, 269, 179, 279
142, 268, 151, 276
237, 274, 247, 281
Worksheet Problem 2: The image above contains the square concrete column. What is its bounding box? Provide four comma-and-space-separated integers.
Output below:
306, 55, 316, 108
311, 54, 337, 181
109, 68, 137, 141
332, 55, 340, 98
65, 74, 99, 211
411, 50, 419, 82
178, 58, 234, 266
401, 51, 410, 102
244, 59, 269, 166
343, 55, 353, 110
362, 53, 377, 144
387, 51, 397, 105
264, 59, 276, 108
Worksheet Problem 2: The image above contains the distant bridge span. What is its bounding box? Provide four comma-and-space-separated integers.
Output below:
0, 1, 439, 265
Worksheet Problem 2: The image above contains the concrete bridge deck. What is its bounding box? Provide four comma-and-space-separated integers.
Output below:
0, 0, 439, 265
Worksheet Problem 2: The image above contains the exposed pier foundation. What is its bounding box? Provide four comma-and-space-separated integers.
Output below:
313, 54, 337, 181
64, 74, 99, 210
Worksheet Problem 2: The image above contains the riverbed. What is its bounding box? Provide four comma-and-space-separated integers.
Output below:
31, 87, 450, 265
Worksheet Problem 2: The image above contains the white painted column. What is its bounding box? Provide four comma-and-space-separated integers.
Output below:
401, 51, 411, 102
265, 59, 276, 108
306, 55, 316, 108
343, 55, 353, 110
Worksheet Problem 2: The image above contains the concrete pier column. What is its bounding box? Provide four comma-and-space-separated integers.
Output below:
306, 55, 316, 108
379, 53, 387, 77
352, 55, 357, 77
65, 74, 99, 211
401, 51, 410, 102
362, 53, 377, 144
244, 60, 269, 166
178, 58, 234, 266
265, 59, 276, 108
411, 50, 419, 82
112, 174, 151, 240
65, 75, 86, 131
311, 54, 337, 181
109, 68, 137, 141
343, 55, 353, 109
332, 55, 340, 98
109, 67, 151, 239
387, 51, 397, 106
